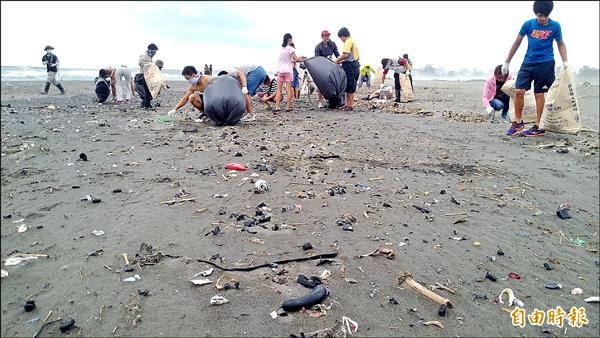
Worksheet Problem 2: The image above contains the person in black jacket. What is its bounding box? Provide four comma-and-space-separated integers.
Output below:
41, 45, 65, 94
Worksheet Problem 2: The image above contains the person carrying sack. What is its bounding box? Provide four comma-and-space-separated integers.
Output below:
135, 43, 158, 109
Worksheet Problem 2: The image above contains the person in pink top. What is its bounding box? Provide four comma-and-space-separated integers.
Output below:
274, 33, 306, 114
482, 65, 513, 122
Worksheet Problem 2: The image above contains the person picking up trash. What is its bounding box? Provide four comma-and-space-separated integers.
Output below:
501, 0, 568, 137
167, 65, 212, 116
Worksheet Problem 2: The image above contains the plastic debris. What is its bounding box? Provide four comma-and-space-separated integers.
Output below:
342, 316, 359, 335
570, 238, 585, 246
210, 295, 229, 305
584, 296, 599, 303
302, 242, 313, 251
508, 272, 522, 281
556, 209, 571, 219
544, 283, 562, 290
485, 271, 497, 282
58, 318, 75, 333
79, 152, 88, 161
224, 163, 246, 171
24, 300, 36, 312
543, 262, 555, 270
438, 304, 447, 317
270, 310, 278, 319
4, 253, 48, 266
190, 278, 212, 286
254, 179, 270, 193
494, 288, 525, 307
91, 230, 105, 236
192, 267, 214, 278
497, 250, 505, 256
81, 194, 101, 203
123, 275, 141, 282
215, 273, 239, 290
16, 224, 28, 233
1, 269, 7, 278
319, 269, 331, 280
423, 321, 444, 329
297, 275, 322, 288
358, 246, 396, 260
282, 285, 329, 312
571, 288, 583, 295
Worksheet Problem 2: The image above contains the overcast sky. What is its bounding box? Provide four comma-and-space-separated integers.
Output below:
1, 1, 598, 74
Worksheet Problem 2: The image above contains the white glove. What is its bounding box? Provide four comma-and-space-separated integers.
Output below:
486, 106, 494, 114
241, 87, 249, 95
167, 108, 177, 116
379, 84, 385, 90
562, 62, 569, 70
501, 62, 509, 75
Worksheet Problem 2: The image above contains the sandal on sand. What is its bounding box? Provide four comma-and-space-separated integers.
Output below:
285, 108, 293, 112
272, 109, 281, 115
339, 106, 354, 111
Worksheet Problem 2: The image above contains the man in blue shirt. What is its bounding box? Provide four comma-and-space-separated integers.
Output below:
314, 30, 340, 108
501, 0, 568, 137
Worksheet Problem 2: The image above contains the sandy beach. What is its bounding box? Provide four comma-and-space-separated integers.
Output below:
1, 79, 599, 337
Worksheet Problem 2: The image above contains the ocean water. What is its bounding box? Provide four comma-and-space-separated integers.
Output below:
1, 66, 185, 82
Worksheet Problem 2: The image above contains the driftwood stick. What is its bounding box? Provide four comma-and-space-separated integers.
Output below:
398, 271, 453, 308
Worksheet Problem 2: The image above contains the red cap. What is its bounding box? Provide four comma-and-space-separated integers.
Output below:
321, 30, 331, 37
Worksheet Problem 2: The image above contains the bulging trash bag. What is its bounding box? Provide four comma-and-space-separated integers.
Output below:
539, 67, 582, 134
203, 75, 246, 126
303, 56, 346, 108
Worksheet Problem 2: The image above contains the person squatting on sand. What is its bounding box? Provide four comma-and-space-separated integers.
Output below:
482, 65, 512, 122
167, 65, 212, 116
256, 75, 278, 110
41, 45, 65, 95
502, 0, 568, 137
274, 33, 307, 114
334, 27, 360, 111
94, 69, 111, 103
135, 43, 159, 109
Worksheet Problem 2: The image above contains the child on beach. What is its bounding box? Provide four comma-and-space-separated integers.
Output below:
274, 33, 306, 114
41, 45, 65, 95
357, 64, 376, 89
482, 65, 512, 122
502, 0, 568, 137
257, 76, 278, 109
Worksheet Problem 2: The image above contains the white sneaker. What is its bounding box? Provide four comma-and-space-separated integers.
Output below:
241, 114, 257, 122
318, 102, 325, 109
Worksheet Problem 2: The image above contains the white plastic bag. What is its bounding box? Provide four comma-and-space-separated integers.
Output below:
540, 68, 582, 134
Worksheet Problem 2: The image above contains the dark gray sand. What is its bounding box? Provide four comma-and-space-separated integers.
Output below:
1, 80, 598, 337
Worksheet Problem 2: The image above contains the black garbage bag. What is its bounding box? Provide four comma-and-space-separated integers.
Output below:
303, 56, 346, 108
94, 77, 110, 103
203, 75, 245, 126
134, 73, 152, 107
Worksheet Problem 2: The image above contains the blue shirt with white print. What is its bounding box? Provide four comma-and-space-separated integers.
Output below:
519, 18, 563, 64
